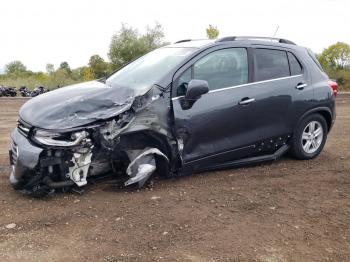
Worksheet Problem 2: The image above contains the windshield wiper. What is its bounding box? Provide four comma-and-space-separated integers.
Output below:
153, 84, 167, 91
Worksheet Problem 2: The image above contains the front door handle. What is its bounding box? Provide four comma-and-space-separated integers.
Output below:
296, 83, 307, 90
239, 97, 256, 105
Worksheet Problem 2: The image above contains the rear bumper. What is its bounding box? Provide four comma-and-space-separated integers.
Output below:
328, 100, 336, 132
9, 128, 43, 190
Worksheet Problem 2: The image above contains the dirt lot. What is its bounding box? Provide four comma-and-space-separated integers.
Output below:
0, 95, 349, 262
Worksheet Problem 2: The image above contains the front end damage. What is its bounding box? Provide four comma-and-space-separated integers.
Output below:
9, 86, 175, 195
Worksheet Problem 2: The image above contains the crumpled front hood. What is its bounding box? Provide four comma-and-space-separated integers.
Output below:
19, 81, 140, 130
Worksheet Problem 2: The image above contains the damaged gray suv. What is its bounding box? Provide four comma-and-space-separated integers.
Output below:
9, 36, 337, 195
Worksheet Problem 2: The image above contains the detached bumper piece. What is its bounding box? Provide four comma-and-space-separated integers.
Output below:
125, 148, 168, 187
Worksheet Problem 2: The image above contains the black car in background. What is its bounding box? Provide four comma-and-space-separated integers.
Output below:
9, 36, 337, 195
0, 86, 17, 97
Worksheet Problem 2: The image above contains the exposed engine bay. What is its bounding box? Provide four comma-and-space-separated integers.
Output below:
9, 84, 176, 196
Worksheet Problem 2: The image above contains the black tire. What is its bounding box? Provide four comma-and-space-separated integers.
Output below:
290, 114, 328, 160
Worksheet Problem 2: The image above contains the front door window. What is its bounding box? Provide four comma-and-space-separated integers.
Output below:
176, 48, 248, 96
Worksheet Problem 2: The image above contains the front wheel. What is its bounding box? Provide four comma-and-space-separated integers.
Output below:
290, 114, 328, 160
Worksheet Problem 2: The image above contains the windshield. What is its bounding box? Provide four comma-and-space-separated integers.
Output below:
106, 47, 195, 90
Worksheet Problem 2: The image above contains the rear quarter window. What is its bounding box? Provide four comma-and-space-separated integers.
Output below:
307, 48, 324, 72
287, 52, 302, 75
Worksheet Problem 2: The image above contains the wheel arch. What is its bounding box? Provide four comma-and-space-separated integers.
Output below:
297, 107, 333, 133
118, 130, 179, 177
119, 130, 172, 156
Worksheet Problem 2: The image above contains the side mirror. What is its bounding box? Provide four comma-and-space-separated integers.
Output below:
185, 79, 209, 100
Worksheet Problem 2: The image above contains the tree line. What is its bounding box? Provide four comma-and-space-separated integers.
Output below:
0, 22, 169, 90
317, 42, 350, 90
1, 24, 349, 90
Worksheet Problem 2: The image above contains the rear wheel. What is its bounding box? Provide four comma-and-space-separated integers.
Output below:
290, 114, 327, 160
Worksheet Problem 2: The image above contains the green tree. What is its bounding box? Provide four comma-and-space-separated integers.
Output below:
5, 60, 27, 75
59, 61, 72, 74
46, 63, 55, 75
206, 24, 219, 39
88, 55, 109, 79
52, 68, 74, 88
143, 22, 165, 49
82, 67, 94, 81
108, 23, 166, 70
316, 42, 350, 91
317, 42, 350, 70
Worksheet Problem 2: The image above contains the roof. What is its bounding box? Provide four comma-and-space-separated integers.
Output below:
216, 36, 296, 45
166, 39, 215, 48
168, 36, 298, 50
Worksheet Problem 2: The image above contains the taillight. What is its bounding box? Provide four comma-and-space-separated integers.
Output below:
328, 80, 338, 97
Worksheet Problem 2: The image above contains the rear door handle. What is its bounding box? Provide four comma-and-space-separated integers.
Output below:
239, 98, 256, 105
296, 83, 307, 90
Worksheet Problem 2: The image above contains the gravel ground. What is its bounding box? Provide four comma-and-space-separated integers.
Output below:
0, 95, 349, 262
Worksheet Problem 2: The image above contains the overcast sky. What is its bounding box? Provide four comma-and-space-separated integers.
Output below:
0, 0, 349, 72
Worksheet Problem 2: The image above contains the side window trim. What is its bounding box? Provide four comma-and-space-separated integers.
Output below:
172, 74, 303, 100
287, 52, 292, 75
173, 47, 306, 99
247, 47, 254, 83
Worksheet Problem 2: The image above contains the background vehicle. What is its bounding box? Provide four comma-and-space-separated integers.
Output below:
19, 86, 48, 97
9, 36, 336, 195
31, 86, 48, 97
0, 86, 17, 97
19, 86, 32, 97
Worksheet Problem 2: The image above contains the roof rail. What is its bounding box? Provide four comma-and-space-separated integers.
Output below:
216, 36, 296, 45
174, 39, 192, 44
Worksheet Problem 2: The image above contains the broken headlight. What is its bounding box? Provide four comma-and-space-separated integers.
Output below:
32, 129, 90, 147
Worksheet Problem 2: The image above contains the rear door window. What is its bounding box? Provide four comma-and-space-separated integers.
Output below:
287, 52, 302, 75
254, 49, 290, 81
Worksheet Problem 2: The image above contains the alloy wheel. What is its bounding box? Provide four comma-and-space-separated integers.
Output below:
301, 120, 324, 154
